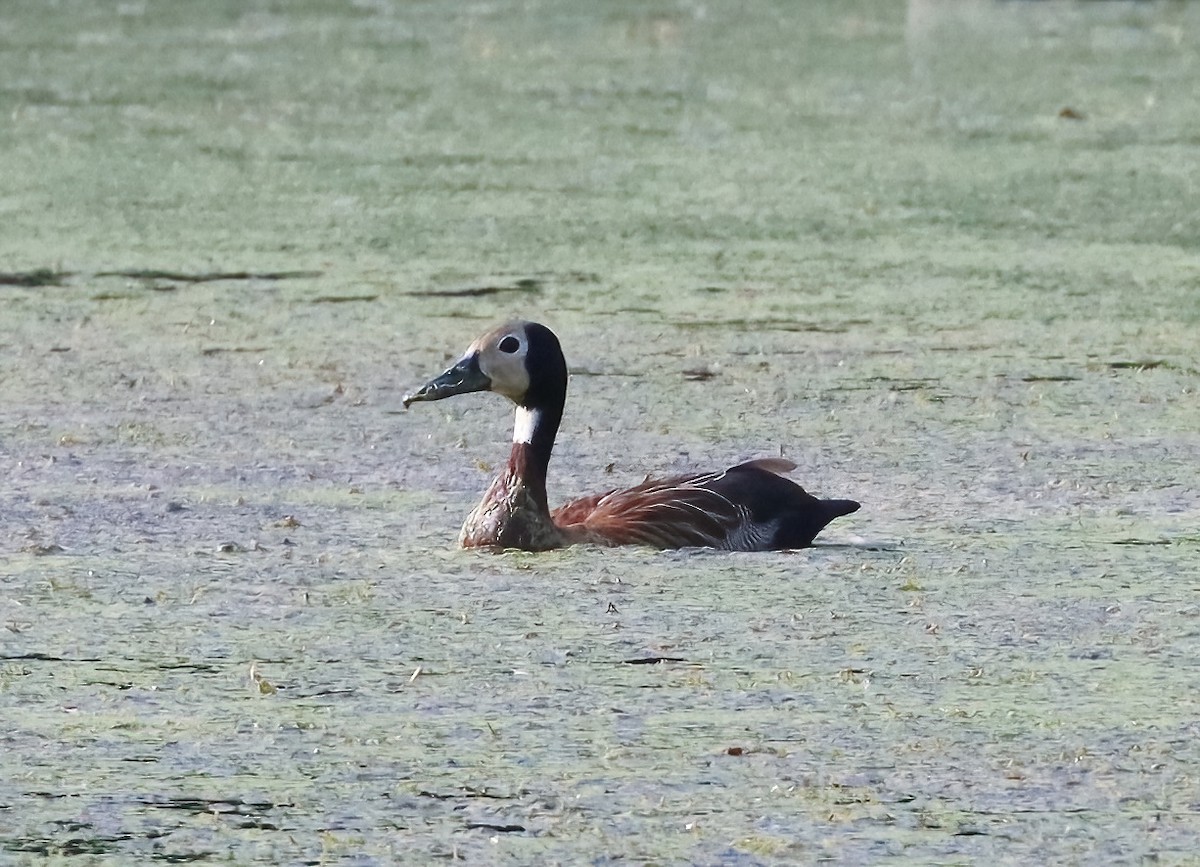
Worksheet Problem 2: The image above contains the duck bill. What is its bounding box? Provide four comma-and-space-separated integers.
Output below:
403, 353, 491, 408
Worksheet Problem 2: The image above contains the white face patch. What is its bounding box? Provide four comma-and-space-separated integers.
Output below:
513, 406, 540, 444
472, 323, 531, 403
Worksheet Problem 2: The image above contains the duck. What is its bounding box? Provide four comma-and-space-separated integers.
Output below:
403, 320, 859, 552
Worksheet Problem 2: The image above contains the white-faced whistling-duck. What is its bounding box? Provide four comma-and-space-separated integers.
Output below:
403, 321, 859, 551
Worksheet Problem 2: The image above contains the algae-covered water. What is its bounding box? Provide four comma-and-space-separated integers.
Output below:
2, 0, 1199, 862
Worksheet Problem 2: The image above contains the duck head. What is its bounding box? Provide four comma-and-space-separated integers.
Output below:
405, 319, 569, 456
403, 320, 568, 412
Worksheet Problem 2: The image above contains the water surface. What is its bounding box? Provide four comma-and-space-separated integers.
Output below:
2, 0, 1198, 862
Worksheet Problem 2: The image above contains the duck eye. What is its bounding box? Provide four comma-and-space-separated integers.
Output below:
498, 335, 521, 354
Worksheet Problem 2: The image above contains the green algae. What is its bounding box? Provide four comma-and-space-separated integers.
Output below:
3, 0, 1200, 862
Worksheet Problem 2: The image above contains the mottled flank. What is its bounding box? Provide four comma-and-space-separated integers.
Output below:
459, 446, 567, 551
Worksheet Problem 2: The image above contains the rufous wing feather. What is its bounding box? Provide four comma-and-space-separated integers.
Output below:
552, 470, 749, 548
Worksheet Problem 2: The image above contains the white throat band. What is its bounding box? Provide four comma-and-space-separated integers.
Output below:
513, 407, 540, 444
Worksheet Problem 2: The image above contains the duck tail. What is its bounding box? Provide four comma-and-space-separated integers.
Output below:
822, 499, 861, 521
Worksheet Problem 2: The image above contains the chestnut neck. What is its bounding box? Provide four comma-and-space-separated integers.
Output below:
508, 399, 563, 516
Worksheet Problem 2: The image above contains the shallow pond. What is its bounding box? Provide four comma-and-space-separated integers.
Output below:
2, 0, 1199, 862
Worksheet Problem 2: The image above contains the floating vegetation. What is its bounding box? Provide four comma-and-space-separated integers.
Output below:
1107, 359, 1167, 371
621, 656, 687, 665
400, 278, 543, 298
0, 268, 72, 287
310, 294, 378, 303
675, 317, 869, 333
95, 269, 322, 283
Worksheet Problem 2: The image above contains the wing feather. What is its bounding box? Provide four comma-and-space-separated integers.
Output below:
552, 469, 754, 549
550, 458, 854, 551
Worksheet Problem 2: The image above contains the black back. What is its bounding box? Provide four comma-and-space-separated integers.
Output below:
710, 463, 860, 548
